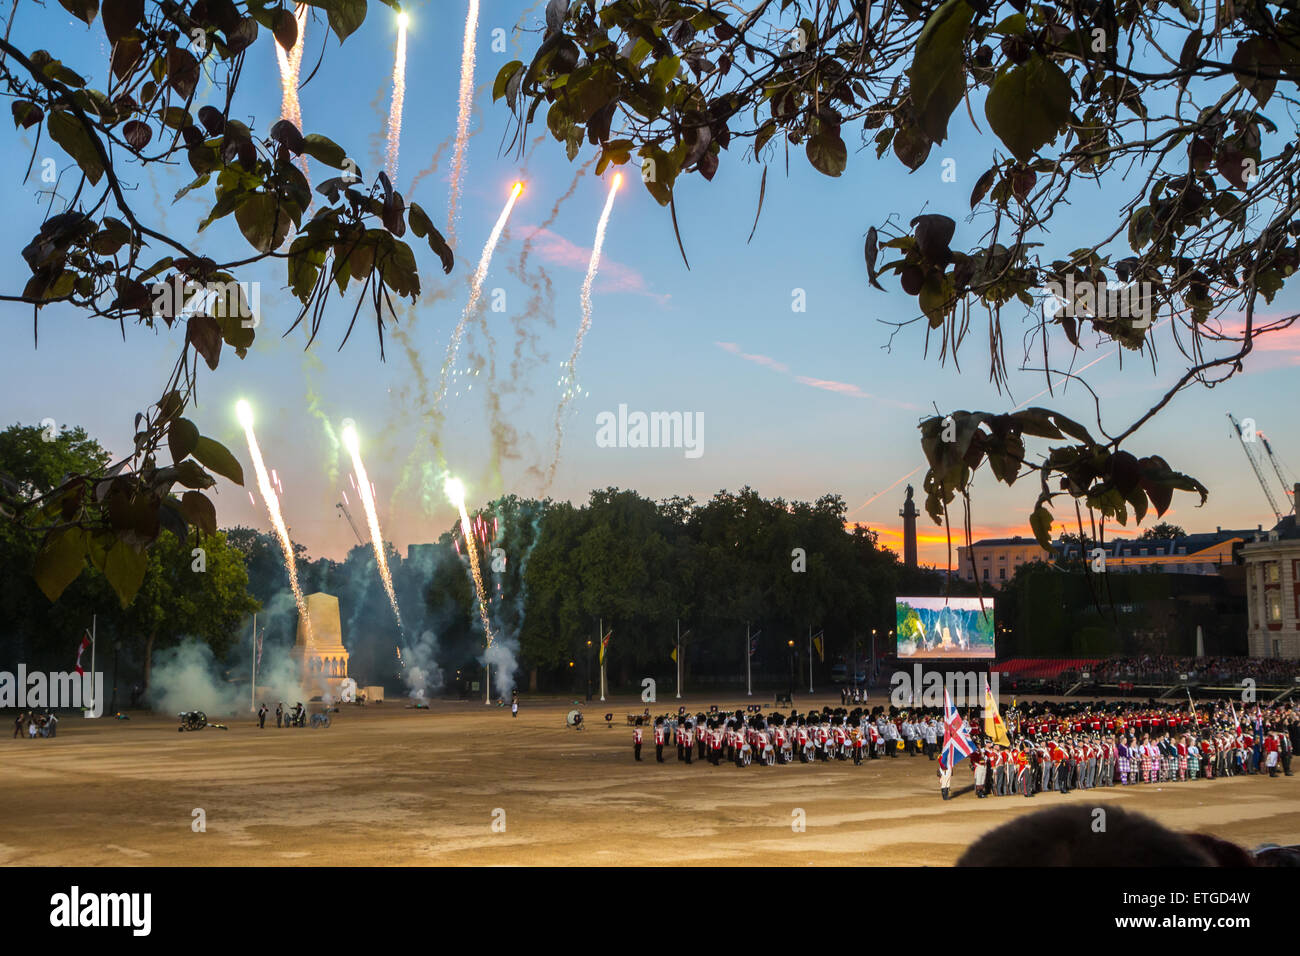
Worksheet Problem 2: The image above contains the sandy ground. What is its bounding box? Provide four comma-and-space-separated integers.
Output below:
2, 695, 1297, 866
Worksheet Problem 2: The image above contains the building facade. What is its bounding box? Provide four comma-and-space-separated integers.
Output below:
957, 528, 1263, 588
1241, 516, 1300, 659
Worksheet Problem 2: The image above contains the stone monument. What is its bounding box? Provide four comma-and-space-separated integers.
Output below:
291, 592, 350, 697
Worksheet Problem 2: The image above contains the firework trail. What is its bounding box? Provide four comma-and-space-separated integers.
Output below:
542, 173, 623, 491
445, 476, 496, 701
431, 182, 523, 452
341, 421, 403, 629
236, 400, 311, 640
385, 13, 409, 184
447, 0, 480, 246
275, 4, 310, 182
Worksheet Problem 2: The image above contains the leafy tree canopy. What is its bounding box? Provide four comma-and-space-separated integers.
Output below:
503, 0, 1300, 557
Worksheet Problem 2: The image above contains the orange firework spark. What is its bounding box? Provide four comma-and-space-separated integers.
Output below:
445, 476, 495, 649
236, 400, 311, 639
274, 4, 310, 184
342, 423, 403, 629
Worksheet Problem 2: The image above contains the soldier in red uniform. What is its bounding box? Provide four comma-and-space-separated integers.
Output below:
633, 717, 644, 761
654, 716, 666, 762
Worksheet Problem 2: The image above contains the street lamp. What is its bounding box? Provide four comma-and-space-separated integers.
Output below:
787, 640, 795, 698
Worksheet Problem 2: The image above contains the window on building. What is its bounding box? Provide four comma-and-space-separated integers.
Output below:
999, 568, 1006, 580
1268, 592, 1283, 625
1266, 562, 1281, 585
983, 568, 989, 580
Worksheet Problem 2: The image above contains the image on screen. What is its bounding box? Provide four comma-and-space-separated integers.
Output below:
895, 596, 996, 659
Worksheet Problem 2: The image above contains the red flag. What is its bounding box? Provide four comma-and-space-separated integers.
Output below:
75, 631, 93, 675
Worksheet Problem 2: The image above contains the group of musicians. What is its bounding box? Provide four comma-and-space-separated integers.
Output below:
969, 701, 1298, 797
631, 707, 950, 765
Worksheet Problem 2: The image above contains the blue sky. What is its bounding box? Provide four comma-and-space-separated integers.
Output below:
2, 0, 1297, 566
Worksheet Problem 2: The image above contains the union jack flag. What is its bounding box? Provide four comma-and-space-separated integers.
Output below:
940, 686, 975, 770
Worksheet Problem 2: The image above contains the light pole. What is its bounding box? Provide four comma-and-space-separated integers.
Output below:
787, 640, 795, 699
585, 640, 592, 702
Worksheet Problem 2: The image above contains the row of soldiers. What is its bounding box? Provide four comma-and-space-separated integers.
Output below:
632, 708, 952, 765
968, 720, 1296, 798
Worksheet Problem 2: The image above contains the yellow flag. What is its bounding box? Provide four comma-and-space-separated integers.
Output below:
813, 634, 824, 661
984, 683, 1012, 746
670, 646, 677, 663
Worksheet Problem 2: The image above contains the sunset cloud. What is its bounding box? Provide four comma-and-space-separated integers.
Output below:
514, 224, 669, 304
715, 341, 920, 408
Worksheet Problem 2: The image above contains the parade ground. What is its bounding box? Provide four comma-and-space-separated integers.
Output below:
2, 696, 1298, 866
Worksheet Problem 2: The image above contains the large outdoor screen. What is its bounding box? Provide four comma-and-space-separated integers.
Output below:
895, 597, 996, 659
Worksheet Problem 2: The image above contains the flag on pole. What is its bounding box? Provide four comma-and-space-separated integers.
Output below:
983, 682, 1012, 746
256, 628, 264, 668
599, 629, 612, 665
940, 686, 975, 770
670, 646, 676, 663
749, 631, 761, 657
75, 630, 93, 675
812, 631, 824, 662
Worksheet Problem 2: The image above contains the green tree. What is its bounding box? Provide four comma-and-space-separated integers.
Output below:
1140, 522, 1187, 540
121, 529, 260, 691
0, 1, 454, 606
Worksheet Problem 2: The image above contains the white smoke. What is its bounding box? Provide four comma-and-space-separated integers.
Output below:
484, 639, 517, 700
400, 629, 443, 702
148, 640, 242, 716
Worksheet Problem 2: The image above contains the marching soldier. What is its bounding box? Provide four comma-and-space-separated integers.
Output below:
633, 717, 644, 761
654, 716, 666, 762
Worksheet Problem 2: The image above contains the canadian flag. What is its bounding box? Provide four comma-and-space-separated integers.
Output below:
75, 630, 93, 675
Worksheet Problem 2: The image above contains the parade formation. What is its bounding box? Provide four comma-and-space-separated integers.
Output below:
636, 707, 945, 767
630, 698, 1300, 799
969, 700, 1298, 798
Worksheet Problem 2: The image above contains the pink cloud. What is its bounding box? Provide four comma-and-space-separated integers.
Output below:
795, 376, 871, 398
513, 224, 669, 304
1201, 313, 1300, 367
715, 341, 790, 373
714, 341, 920, 409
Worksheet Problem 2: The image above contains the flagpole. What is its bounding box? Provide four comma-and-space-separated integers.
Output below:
808, 625, 813, 695
675, 619, 682, 700
250, 613, 257, 713
88, 615, 97, 717
746, 622, 752, 697
599, 617, 606, 703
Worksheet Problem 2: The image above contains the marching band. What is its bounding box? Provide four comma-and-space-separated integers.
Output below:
631, 700, 1299, 798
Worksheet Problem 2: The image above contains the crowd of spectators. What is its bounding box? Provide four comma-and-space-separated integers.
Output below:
1092, 656, 1298, 686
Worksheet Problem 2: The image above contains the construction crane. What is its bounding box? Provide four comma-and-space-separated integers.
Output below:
336, 500, 365, 546
1258, 430, 1298, 512
1228, 413, 1283, 523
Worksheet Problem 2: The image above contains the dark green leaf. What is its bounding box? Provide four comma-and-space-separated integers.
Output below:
193, 436, 245, 485
984, 55, 1071, 162
908, 0, 975, 144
